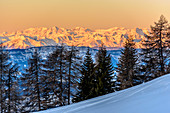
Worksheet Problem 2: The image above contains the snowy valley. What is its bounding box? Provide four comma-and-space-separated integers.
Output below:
7, 46, 121, 71
36, 74, 170, 113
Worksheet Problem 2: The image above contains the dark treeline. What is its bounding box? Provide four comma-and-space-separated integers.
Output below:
0, 15, 169, 112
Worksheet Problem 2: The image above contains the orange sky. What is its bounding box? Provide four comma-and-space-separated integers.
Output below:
0, 0, 170, 33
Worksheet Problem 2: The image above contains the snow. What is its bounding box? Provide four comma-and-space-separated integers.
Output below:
35, 74, 170, 113
0, 26, 147, 49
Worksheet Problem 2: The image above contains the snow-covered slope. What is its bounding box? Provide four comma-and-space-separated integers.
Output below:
36, 74, 170, 113
0, 27, 148, 49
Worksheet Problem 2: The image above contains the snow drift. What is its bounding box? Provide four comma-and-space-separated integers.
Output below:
36, 74, 170, 113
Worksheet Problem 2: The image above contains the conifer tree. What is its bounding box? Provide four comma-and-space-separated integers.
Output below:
0, 42, 20, 112
40, 71, 52, 110
41, 45, 67, 108
95, 44, 114, 96
66, 45, 82, 105
6, 64, 19, 113
141, 15, 170, 79
73, 48, 95, 102
0, 43, 7, 112
57, 45, 67, 106
116, 38, 138, 90
21, 48, 43, 112
10, 78, 22, 112
41, 49, 59, 108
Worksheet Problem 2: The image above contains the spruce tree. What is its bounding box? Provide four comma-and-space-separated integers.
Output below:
116, 38, 138, 90
73, 48, 95, 102
141, 15, 170, 79
95, 44, 114, 96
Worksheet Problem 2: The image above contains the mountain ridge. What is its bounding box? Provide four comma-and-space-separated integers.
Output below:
0, 26, 149, 49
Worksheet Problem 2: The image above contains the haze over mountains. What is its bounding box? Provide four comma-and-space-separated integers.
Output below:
0, 27, 149, 49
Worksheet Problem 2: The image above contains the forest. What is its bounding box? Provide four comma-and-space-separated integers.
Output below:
0, 15, 169, 112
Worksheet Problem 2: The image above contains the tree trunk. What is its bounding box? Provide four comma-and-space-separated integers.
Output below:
8, 72, 11, 113
68, 62, 71, 105
0, 53, 3, 113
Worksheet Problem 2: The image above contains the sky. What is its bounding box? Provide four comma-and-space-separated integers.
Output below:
0, 0, 170, 33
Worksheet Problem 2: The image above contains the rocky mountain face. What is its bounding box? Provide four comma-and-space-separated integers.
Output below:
0, 26, 149, 49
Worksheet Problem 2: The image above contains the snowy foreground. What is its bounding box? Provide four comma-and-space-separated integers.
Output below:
36, 74, 170, 113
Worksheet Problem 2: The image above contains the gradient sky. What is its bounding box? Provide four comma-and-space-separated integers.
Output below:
0, 0, 170, 33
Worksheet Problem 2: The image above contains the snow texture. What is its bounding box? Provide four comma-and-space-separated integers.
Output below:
36, 74, 170, 113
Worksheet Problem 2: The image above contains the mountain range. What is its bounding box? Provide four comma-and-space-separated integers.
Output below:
0, 27, 149, 49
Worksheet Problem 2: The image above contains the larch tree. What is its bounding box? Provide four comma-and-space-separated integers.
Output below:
6, 63, 19, 113
66, 45, 82, 105
0, 42, 20, 113
41, 45, 67, 108
21, 48, 43, 112
141, 15, 170, 80
0, 43, 8, 112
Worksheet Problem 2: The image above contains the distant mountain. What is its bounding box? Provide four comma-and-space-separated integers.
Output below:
0, 26, 149, 49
